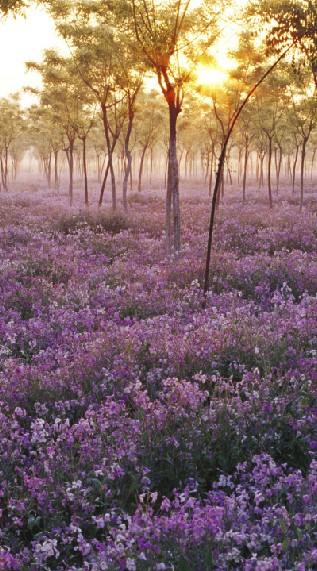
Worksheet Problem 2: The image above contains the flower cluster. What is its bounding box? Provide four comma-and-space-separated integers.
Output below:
0, 187, 316, 569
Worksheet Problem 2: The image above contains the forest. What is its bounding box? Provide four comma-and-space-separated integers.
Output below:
0, 0, 316, 569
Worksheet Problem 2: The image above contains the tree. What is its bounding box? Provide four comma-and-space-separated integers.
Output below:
134, 91, 165, 192
253, 82, 286, 209
0, 0, 28, 16
27, 50, 95, 206
72, 102, 96, 207
27, 103, 64, 189
259, 0, 317, 85
129, 0, 221, 254
203, 20, 294, 297
236, 104, 257, 203
47, 1, 145, 210
0, 95, 24, 191
288, 82, 317, 209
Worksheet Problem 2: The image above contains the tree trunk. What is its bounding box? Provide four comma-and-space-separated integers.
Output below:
164, 152, 169, 189
65, 139, 74, 206
205, 152, 210, 184
300, 138, 307, 212
238, 147, 243, 184
0, 156, 7, 191
267, 136, 273, 209
54, 150, 59, 190
292, 145, 299, 193
3, 147, 9, 191
275, 145, 283, 195
150, 148, 153, 186
286, 154, 292, 181
82, 137, 89, 207
98, 162, 110, 208
123, 107, 134, 211
138, 145, 148, 192
166, 161, 172, 256
242, 141, 249, 204
168, 104, 181, 253
47, 153, 52, 188
101, 104, 116, 211
311, 148, 316, 180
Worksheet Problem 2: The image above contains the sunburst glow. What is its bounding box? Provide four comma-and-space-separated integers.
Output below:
196, 65, 228, 87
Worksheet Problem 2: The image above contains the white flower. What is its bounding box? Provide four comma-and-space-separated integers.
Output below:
126, 559, 136, 571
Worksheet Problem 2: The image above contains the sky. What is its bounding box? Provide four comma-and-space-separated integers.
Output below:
0, 2, 243, 106
0, 6, 66, 105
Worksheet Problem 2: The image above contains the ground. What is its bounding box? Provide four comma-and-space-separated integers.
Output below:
0, 178, 316, 570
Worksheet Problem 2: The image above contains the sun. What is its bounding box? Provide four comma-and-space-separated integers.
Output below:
195, 65, 228, 88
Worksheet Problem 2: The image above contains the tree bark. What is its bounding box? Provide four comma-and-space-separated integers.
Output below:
292, 145, 299, 193
54, 150, 59, 190
275, 145, 283, 194
65, 139, 74, 206
267, 136, 273, 209
123, 98, 135, 211
166, 161, 172, 256
101, 103, 117, 211
300, 138, 308, 211
168, 104, 181, 253
138, 145, 148, 192
242, 139, 249, 204
82, 137, 89, 207
98, 162, 110, 208
47, 153, 52, 188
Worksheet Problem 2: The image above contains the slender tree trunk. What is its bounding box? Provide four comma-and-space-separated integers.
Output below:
101, 104, 116, 211
226, 155, 233, 185
205, 152, 210, 184
98, 162, 110, 208
4, 147, 9, 191
164, 152, 169, 189
242, 141, 249, 204
300, 138, 307, 212
220, 145, 225, 200
275, 145, 283, 195
69, 140, 74, 206
47, 153, 52, 188
1, 156, 7, 191
166, 161, 172, 256
150, 148, 153, 186
138, 145, 148, 192
123, 103, 134, 211
54, 150, 59, 190
287, 154, 292, 181
65, 139, 75, 206
259, 153, 265, 188
168, 104, 181, 253
267, 136, 273, 209
256, 152, 259, 183
185, 150, 190, 179
311, 148, 316, 180
82, 137, 89, 207
238, 147, 243, 184
208, 169, 213, 197
292, 145, 299, 193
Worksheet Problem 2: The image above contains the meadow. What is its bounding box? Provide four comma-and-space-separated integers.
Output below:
0, 181, 316, 570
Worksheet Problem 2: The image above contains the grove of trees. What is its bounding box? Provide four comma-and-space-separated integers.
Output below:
0, 0, 317, 264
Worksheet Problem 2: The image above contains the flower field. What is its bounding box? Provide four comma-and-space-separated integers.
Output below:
0, 186, 317, 570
